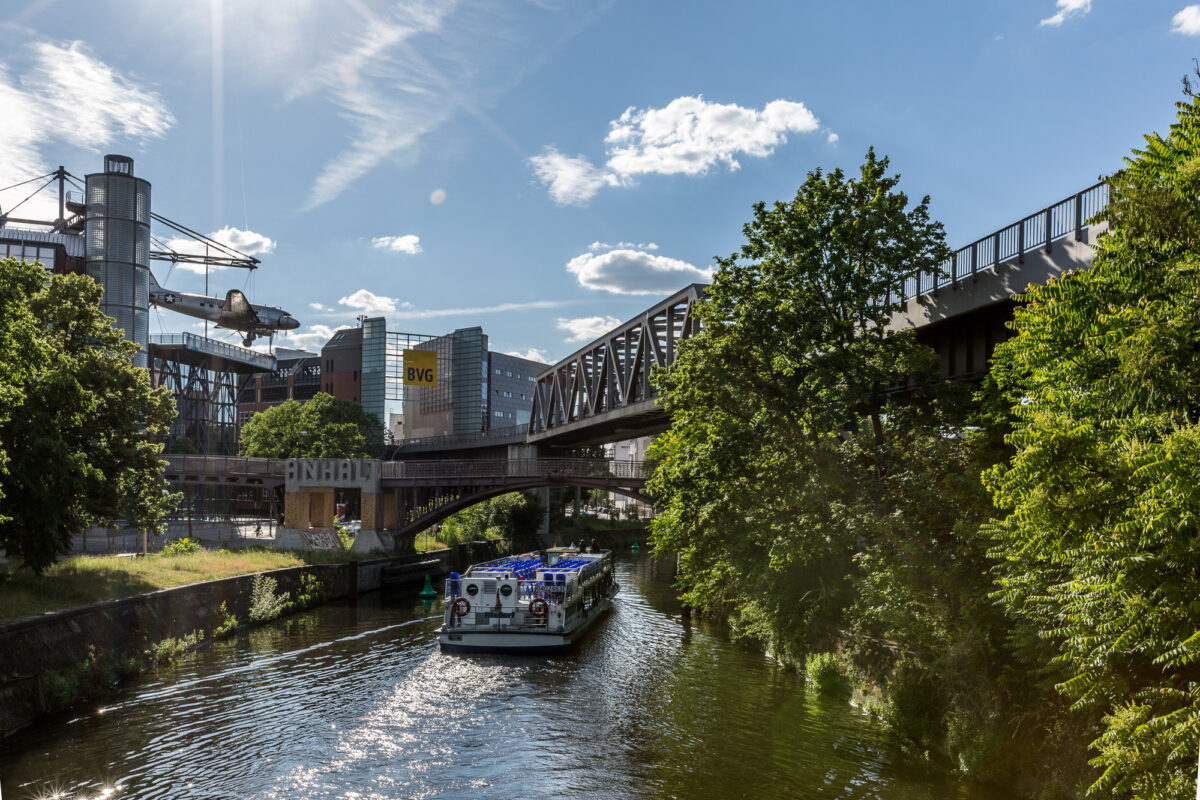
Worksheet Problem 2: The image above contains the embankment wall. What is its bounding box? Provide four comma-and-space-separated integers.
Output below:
0, 540, 502, 738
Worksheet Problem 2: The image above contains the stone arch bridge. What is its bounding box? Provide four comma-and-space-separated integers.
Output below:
280, 456, 647, 548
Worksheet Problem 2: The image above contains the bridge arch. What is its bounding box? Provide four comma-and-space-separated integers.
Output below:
392, 478, 650, 537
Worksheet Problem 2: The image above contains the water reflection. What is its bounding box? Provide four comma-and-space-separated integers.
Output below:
0, 556, 1011, 799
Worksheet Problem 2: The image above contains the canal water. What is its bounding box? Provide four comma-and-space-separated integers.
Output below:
0, 555, 1012, 799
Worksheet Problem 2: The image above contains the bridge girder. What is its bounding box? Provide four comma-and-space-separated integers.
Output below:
527, 283, 705, 446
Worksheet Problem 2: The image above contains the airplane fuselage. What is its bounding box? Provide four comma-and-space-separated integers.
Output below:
149, 282, 299, 346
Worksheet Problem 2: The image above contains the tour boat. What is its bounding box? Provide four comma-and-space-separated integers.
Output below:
437, 547, 619, 653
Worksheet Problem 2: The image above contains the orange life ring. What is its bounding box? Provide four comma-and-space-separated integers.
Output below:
452, 597, 471, 617
528, 598, 549, 617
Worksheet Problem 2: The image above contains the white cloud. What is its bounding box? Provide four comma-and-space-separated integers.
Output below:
1039, 0, 1092, 26
827, 131, 839, 145
557, 315, 622, 343
588, 241, 659, 251
296, 4, 590, 210
531, 96, 823, 205
338, 289, 402, 316
1172, 5, 1200, 33
505, 348, 550, 363
0, 41, 174, 221
391, 299, 579, 320
566, 249, 713, 295
309, 302, 326, 311
211, 226, 276, 255
372, 234, 423, 254
606, 96, 819, 177
528, 148, 621, 206
160, 226, 277, 273
281, 324, 343, 351
430, 188, 447, 205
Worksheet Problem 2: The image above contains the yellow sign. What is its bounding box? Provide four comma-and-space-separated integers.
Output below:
402, 349, 438, 386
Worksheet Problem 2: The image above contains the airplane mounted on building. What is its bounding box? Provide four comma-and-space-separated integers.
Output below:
149, 271, 300, 347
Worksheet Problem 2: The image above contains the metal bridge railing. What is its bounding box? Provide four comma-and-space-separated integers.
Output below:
393, 423, 530, 451
899, 182, 1109, 301
150, 333, 278, 370
382, 458, 647, 481
163, 454, 287, 477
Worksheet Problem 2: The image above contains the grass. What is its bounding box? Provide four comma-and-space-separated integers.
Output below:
0, 536, 478, 623
0, 547, 357, 623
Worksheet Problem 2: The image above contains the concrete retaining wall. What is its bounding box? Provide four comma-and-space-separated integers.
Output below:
0, 542, 502, 739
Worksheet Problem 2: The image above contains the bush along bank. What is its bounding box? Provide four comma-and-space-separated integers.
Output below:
640, 136, 1173, 795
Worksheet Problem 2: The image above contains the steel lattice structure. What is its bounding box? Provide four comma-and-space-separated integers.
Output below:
527, 283, 705, 445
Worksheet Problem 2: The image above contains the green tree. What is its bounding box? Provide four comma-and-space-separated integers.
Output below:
985, 81, 1200, 797
648, 149, 949, 653
439, 491, 544, 546
238, 392, 383, 458
0, 258, 178, 573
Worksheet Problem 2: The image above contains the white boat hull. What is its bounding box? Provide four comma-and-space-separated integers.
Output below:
438, 593, 615, 654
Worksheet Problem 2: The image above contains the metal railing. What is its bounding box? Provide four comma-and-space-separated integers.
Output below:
393, 423, 530, 451
900, 182, 1109, 301
382, 458, 647, 480
163, 454, 287, 476
150, 333, 277, 370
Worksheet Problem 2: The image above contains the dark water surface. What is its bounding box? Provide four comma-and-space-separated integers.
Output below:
0, 556, 1012, 799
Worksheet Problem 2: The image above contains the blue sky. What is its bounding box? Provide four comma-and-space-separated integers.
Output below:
2, 0, 1198, 362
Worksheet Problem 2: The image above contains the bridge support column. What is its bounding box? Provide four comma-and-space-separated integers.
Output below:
361, 491, 383, 532
284, 488, 335, 529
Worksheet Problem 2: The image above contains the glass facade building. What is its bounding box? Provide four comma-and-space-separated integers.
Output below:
360, 317, 387, 431
85, 155, 151, 367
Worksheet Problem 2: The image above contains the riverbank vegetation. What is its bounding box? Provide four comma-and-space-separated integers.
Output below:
0, 547, 350, 622
648, 82, 1200, 798
0, 258, 179, 574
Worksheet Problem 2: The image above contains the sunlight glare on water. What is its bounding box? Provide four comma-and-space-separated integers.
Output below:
0, 556, 1012, 800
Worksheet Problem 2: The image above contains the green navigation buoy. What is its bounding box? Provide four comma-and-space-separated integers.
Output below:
419, 574, 438, 599
631, 538, 641, 552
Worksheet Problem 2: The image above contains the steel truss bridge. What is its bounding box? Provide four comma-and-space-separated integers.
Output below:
167, 180, 1111, 546
525, 283, 704, 447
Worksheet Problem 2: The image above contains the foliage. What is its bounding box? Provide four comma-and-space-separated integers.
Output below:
160, 537, 202, 556
648, 148, 950, 654
289, 572, 325, 611
333, 517, 354, 550
438, 491, 544, 546
248, 573, 289, 623
148, 630, 204, 666
643, 149, 1088, 784
984, 81, 1200, 796
214, 601, 238, 638
238, 392, 383, 459
165, 436, 198, 455
804, 652, 849, 697
0, 258, 179, 574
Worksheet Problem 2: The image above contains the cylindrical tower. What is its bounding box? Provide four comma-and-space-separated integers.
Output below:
85, 154, 151, 367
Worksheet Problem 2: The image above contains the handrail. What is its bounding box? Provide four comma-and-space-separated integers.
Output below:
381, 458, 647, 480
392, 423, 530, 451
163, 454, 287, 476
150, 333, 277, 370
899, 182, 1108, 301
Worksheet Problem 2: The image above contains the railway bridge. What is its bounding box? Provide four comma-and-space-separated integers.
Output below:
164, 181, 1111, 550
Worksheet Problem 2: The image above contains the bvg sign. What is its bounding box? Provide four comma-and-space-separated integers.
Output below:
403, 349, 437, 386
